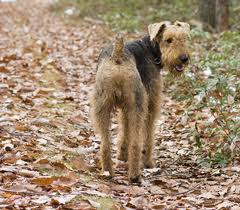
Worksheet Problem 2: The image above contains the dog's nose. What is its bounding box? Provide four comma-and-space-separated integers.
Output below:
179, 54, 189, 63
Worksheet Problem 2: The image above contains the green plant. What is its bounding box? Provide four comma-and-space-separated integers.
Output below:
195, 76, 240, 166
52, 0, 198, 31
169, 31, 240, 166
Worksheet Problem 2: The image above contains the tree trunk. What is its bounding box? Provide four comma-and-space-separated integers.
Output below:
216, 0, 229, 32
199, 0, 229, 32
199, 0, 216, 30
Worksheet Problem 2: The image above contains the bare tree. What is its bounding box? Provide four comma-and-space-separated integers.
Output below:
199, 0, 229, 32
215, 0, 229, 32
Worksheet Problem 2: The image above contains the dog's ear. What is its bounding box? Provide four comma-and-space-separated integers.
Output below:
174, 21, 190, 32
148, 21, 169, 41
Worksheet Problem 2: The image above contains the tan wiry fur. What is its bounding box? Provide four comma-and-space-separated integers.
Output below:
91, 21, 191, 183
149, 21, 190, 75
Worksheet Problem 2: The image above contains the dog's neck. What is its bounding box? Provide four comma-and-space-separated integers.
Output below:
142, 36, 163, 69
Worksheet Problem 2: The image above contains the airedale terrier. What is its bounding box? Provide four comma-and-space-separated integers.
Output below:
91, 21, 191, 183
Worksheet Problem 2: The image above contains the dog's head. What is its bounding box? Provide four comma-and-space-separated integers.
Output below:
148, 21, 191, 75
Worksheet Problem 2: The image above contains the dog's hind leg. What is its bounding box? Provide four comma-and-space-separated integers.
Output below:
117, 110, 130, 162
127, 87, 147, 183
91, 93, 114, 177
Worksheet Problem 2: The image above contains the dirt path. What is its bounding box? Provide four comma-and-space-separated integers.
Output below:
0, 1, 239, 209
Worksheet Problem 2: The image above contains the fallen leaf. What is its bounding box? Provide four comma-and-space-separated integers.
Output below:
32, 177, 56, 186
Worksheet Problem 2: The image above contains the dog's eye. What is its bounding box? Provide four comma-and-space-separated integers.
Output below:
166, 38, 173, 44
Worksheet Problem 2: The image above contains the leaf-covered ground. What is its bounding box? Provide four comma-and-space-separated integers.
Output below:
0, 0, 239, 209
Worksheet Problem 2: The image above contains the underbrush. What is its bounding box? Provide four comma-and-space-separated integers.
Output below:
52, 0, 197, 31
169, 30, 240, 167
52, 0, 239, 32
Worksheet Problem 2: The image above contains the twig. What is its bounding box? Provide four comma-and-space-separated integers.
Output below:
170, 183, 201, 196
0, 188, 44, 195
133, 182, 202, 198
0, 187, 124, 202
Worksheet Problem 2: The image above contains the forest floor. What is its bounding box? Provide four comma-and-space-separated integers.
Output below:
0, 0, 240, 209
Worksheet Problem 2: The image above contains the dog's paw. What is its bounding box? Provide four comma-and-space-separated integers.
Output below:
101, 170, 114, 178
117, 149, 128, 162
144, 159, 155, 169
129, 175, 142, 184
101, 163, 114, 178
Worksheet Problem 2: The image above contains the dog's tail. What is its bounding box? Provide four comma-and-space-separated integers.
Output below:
111, 33, 124, 64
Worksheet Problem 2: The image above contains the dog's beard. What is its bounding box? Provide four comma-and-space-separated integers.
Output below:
161, 50, 190, 76
163, 60, 185, 75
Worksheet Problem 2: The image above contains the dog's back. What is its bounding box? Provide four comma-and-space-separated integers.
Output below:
95, 35, 144, 108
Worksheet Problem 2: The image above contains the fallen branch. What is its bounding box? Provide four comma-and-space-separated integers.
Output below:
133, 183, 202, 198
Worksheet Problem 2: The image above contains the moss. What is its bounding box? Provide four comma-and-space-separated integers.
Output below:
74, 195, 119, 210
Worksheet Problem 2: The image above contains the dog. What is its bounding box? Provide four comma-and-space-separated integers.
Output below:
91, 21, 190, 183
